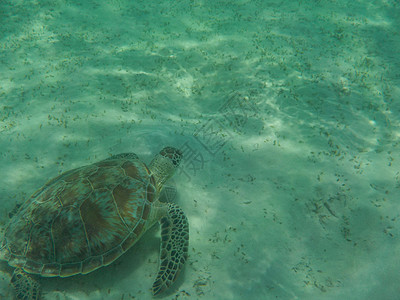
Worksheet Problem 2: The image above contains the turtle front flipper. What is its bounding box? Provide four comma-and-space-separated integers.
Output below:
11, 268, 41, 300
152, 203, 189, 295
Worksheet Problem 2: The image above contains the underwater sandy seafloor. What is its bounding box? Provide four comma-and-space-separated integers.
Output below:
1, 0, 400, 299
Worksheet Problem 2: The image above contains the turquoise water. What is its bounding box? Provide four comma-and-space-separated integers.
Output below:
1, 0, 399, 299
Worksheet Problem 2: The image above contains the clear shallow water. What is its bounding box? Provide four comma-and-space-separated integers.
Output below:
0, 0, 399, 299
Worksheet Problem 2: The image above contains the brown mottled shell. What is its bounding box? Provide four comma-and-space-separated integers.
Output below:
0, 155, 157, 277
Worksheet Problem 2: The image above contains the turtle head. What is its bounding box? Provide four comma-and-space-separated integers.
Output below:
159, 146, 182, 167
149, 147, 182, 190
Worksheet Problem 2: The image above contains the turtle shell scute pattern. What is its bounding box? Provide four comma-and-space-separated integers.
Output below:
0, 155, 157, 277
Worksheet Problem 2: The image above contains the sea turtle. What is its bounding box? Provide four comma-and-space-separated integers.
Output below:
0, 147, 189, 299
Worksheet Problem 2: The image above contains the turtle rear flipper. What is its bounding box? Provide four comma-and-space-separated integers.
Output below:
152, 204, 189, 295
11, 268, 41, 300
